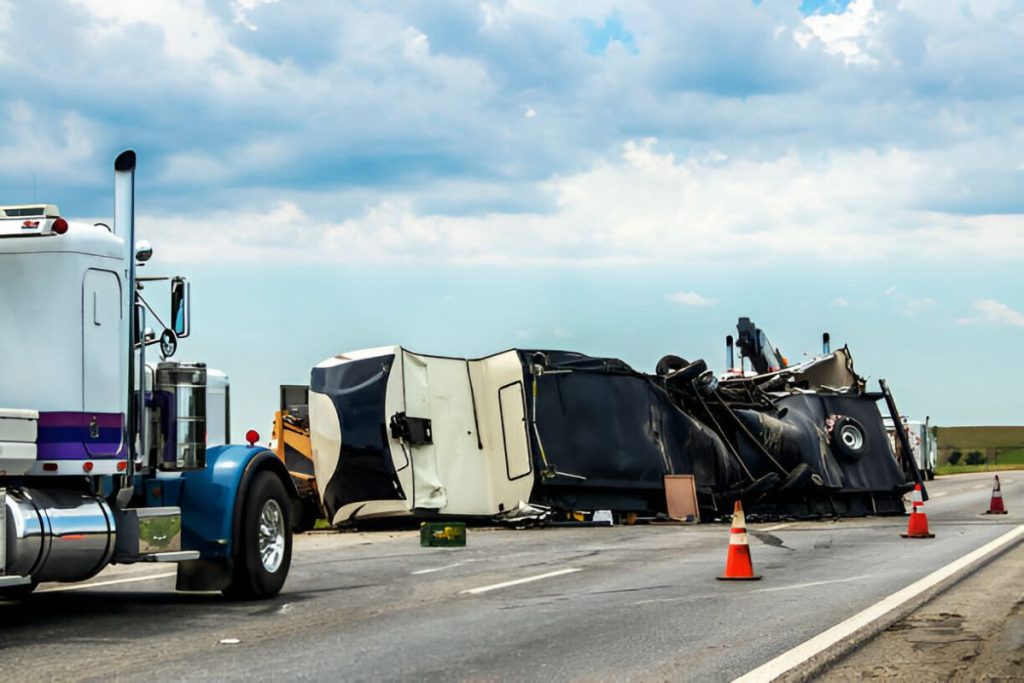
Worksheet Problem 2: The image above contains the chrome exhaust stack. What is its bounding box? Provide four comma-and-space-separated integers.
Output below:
114, 150, 138, 503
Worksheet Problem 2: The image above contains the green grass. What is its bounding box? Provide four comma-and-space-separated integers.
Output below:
939, 448, 1024, 475
994, 448, 1024, 464
936, 462, 1024, 476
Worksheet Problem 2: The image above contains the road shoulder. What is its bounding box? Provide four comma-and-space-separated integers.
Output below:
821, 544, 1024, 680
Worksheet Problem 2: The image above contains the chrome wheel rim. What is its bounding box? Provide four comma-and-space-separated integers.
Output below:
258, 499, 285, 573
839, 424, 864, 451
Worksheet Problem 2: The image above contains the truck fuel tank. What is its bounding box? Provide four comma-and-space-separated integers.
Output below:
3, 487, 116, 583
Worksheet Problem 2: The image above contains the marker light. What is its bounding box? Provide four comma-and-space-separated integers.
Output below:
245, 429, 260, 447
117, 461, 127, 472
51, 217, 68, 234
83, 461, 94, 473
43, 463, 58, 472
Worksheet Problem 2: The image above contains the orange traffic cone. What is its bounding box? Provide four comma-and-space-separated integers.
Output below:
717, 500, 761, 581
901, 483, 935, 538
985, 475, 1008, 515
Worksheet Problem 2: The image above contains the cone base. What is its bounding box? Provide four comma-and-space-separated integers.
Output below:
900, 532, 935, 538
984, 510, 1008, 515
716, 575, 762, 581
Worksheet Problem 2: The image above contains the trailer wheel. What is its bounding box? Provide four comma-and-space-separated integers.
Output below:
223, 470, 292, 600
831, 416, 869, 461
295, 497, 322, 532
774, 463, 814, 495
656, 355, 688, 376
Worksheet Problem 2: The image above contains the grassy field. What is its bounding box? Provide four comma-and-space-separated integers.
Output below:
936, 448, 1024, 475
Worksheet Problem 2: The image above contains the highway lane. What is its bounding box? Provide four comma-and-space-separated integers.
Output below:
0, 472, 1019, 682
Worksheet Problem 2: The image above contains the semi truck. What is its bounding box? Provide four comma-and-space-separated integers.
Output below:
884, 416, 937, 480
0, 150, 297, 599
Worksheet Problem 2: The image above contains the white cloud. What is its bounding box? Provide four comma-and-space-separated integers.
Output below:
883, 285, 897, 296
0, 0, 11, 64
665, 291, 717, 307
69, 0, 229, 64
232, 0, 280, 31
796, 0, 882, 65
830, 297, 850, 307
957, 299, 1024, 328
107, 138, 1024, 267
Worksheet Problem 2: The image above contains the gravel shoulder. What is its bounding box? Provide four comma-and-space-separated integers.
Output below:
822, 543, 1024, 681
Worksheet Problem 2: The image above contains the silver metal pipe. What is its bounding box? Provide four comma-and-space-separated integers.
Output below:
137, 303, 147, 469
114, 150, 137, 499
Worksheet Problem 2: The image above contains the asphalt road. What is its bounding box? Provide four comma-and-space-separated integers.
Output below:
1, 472, 1020, 682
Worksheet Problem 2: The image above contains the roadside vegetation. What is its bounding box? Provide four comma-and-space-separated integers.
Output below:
936, 448, 1024, 475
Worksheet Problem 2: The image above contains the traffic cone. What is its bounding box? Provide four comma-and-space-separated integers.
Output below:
901, 484, 935, 538
717, 500, 761, 581
985, 475, 1008, 515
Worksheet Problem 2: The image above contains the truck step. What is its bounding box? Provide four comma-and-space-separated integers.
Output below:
0, 574, 33, 588
137, 551, 201, 563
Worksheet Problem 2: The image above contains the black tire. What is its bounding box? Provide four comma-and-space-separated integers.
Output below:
0, 580, 38, 600
656, 355, 688, 376
740, 472, 780, 501
223, 470, 292, 600
295, 496, 322, 532
831, 416, 870, 461
775, 463, 814, 495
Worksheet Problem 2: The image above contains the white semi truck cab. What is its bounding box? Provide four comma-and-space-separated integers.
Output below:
0, 151, 297, 598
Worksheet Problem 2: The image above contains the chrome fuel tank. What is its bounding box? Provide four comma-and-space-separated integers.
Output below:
4, 487, 116, 583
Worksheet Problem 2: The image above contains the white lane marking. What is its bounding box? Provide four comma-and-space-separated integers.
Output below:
461, 568, 582, 595
733, 524, 1024, 683
759, 523, 795, 532
972, 484, 988, 490
753, 574, 875, 594
36, 571, 177, 593
412, 562, 466, 575
931, 491, 948, 497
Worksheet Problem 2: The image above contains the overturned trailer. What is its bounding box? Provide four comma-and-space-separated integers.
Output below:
307, 324, 922, 524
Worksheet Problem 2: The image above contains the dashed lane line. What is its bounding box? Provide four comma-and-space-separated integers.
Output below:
752, 574, 875, 594
461, 568, 583, 595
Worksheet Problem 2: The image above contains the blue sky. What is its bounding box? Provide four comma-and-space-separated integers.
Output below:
1, 0, 1021, 435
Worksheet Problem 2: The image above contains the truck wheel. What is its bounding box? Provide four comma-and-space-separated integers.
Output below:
223, 470, 292, 600
0, 580, 38, 600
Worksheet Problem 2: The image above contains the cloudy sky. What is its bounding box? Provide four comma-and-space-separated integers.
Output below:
2, 0, 1022, 434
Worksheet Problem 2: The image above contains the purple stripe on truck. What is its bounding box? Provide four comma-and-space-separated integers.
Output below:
37, 412, 123, 429
35, 411, 125, 460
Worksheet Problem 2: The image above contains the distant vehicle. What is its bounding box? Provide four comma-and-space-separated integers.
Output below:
270, 384, 324, 530
884, 416, 937, 480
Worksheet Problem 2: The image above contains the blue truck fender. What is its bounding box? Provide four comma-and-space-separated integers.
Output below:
174, 444, 300, 591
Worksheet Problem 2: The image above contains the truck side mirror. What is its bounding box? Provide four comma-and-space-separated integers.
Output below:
171, 276, 190, 338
